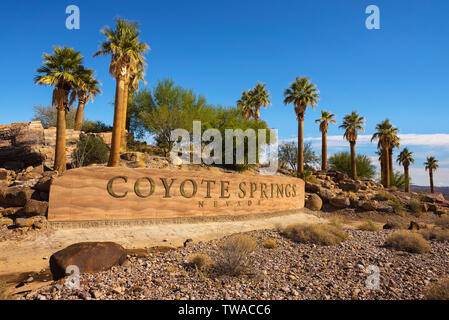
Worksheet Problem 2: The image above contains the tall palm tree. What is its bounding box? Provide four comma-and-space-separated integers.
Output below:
121, 63, 146, 151
94, 17, 149, 167
34, 46, 83, 173
339, 111, 365, 180
371, 119, 399, 188
397, 148, 414, 193
74, 67, 102, 131
248, 83, 271, 121
389, 134, 400, 183
315, 111, 336, 171
283, 77, 320, 177
424, 156, 439, 193
237, 90, 254, 120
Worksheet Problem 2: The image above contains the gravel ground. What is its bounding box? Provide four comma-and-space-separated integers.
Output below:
24, 228, 449, 300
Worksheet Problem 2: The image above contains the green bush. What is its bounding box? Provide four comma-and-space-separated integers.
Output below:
72, 134, 109, 167
328, 152, 376, 180
377, 190, 396, 201
81, 120, 112, 133
389, 199, 406, 216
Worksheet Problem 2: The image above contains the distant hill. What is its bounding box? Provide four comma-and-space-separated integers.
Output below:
411, 185, 449, 200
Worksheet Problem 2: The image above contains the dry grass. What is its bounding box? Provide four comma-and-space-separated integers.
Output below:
388, 199, 406, 216
384, 231, 430, 254
377, 190, 396, 201
419, 228, 449, 242
283, 223, 348, 246
408, 199, 423, 215
435, 215, 449, 229
424, 279, 449, 300
189, 254, 212, 270
215, 235, 257, 276
262, 239, 277, 249
357, 220, 379, 231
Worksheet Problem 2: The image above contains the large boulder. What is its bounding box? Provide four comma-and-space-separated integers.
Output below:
35, 175, 54, 193
422, 193, 446, 203
0, 217, 13, 226
359, 200, 379, 211
319, 188, 336, 203
329, 197, 350, 209
339, 180, 361, 192
49, 242, 127, 280
305, 182, 321, 193
305, 194, 323, 211
15, 217, 35, 228
0, 186, 39, 206
24, 199, 48, 217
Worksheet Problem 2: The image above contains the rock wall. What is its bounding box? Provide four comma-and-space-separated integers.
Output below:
0, 121, 112, 169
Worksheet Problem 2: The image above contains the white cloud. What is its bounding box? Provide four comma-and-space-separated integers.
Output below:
409, 168, 449, 187
280, 133, 449, 148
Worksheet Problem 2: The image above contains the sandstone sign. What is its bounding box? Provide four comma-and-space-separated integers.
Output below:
48, 167, 305, 222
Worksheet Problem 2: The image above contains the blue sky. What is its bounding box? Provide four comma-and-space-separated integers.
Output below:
0, 0, 448, 186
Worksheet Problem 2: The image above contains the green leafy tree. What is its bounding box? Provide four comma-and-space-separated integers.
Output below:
283, 77, 320, 178
72, 134, 110, 167
32, 105, 77, 129
329, 152, 376, 180
339, 111, 365, 180
279, 142, 319, 171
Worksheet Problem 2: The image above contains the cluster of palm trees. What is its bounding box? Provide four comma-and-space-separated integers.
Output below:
35, 18, 148, 173
238, 77, 440, 193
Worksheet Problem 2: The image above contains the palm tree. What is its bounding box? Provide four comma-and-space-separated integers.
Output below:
34, 46, 83, 173
74, 67, 102, 131
237, 91, 254, 120
397, 148, 414, 192
283, 77, 320, 177
315, 111, 336, 171
389, 134, 400, 183
94, 17, 149, 167
371, 119, 399, 188
248, 83, 271, 121
121, 63, 146, 151
339, 111, 365, 180
424, 156, 439, 193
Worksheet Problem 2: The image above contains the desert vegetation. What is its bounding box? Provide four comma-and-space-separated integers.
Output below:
384, 231, 430, 254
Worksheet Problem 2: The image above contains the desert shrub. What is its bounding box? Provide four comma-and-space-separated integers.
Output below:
419, 228, 449, 242
262, 239, 277, 249
357, 220, 379, 231
328, 152, 376, 180
377, 190, 396, 201
302, 170, 320, 183
72, 134, 110, 167
215, 235, 257, 276
283, 223, 348, 246
390, 171, 408, 190
409, 199, 423, 215
424, 279, 449, 300
384, 231, 430, 254
436, 215, 449, 229
189, 254, 212, 270
388, 199, 406, 216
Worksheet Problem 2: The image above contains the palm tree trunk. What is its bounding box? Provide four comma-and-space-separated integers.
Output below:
404, 165, 410, 193
108, 77, 126, 167
350, 141, 357, 180
255, 106, 260, 121
380, 153, 385, 186
74, 100, 85, 131
54, 105, 67, 173
120, 81, 129, 152
383, 147, 390, 188
429, 170, 434, 193
322, 131, 327, 171
297, 117, 304, 178
389, 147, 394, 184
